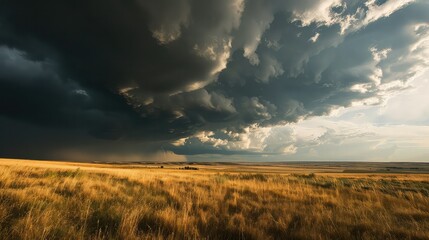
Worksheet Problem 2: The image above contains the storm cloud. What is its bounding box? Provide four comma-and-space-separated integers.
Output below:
0, 0, 428, 161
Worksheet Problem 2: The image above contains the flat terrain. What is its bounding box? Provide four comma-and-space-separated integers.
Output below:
0, 159, 428, 239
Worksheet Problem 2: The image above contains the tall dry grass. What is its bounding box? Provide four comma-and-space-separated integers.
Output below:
0, 162, 428, 240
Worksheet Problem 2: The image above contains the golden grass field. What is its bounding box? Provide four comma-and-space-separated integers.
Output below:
0, 159, 429, 240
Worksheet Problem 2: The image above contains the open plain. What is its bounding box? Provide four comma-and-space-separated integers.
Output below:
0, 159, 428, 240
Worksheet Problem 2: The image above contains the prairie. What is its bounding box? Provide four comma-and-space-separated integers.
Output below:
0, 159, 428, 240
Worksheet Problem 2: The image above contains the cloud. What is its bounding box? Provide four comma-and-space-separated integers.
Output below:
0, 0, 428, 160
284, 109, 429, 162
170, 124, 297, 155
309, 33, 320, 43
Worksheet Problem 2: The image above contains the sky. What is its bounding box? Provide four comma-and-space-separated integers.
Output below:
0, 0, 428, 162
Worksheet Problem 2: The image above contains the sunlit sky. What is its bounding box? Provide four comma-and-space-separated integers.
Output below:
219, 70, 429, 162
0, 0, 428, 162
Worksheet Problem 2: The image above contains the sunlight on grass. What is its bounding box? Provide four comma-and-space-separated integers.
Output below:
0, 162, 428, 239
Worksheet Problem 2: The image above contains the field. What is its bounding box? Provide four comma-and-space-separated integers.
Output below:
0, 159, 429, 240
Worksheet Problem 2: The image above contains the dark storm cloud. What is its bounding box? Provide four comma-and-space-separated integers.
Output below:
0, 0, 243, 93
0, 0, 428, 159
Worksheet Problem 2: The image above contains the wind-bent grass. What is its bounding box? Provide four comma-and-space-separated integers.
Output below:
0, 161, 428, 239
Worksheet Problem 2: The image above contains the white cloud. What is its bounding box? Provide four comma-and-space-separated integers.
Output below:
292, 0, 343, 27
363, 0, 415, 27
293, 0, 415, 34
176, 124, 297, 155
309, 32, 320, 43
379, 70, 429, 123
